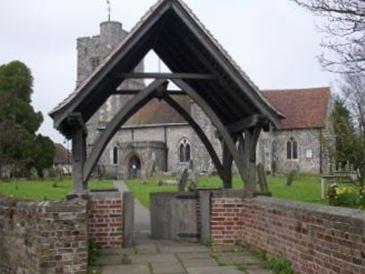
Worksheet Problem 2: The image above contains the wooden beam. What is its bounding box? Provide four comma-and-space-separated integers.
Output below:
171, 78, 247, 182
163, 95, 224, 180
112, 89, 187, 96
115, 72, 216, 80
226, 114, 266, 133
52, 1, 173, 130
83, 79, 168, 182
236, 126, 262, 193
171, 3, 282, 128
222, 141, 233, 189
72, 127, 87, 193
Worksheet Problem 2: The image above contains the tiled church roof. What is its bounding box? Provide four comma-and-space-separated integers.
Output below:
127, 96, 191, 125
127, 87, 331, 130
54, 144, 71, 165
262, 87, 331, 130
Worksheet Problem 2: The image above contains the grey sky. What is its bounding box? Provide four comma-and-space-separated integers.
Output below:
0, 0, 335, 144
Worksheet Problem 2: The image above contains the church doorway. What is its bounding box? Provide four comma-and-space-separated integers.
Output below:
128, 155, 141, 179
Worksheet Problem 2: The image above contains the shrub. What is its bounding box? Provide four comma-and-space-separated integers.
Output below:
264, 256, 294, 274
331, 185, 359, 208
120, 254, 131, 265
88, 240, 101, 266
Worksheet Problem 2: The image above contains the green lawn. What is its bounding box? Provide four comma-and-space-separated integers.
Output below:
0, 179, 114, 201
126, 175, 325, 207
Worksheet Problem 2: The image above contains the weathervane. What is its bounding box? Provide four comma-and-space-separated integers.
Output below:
106, 0, 111, 21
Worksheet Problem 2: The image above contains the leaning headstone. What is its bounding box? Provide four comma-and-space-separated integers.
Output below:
256, 163, 268, 192
178, 168, 188, 192
189, 160, 199, 187
30, 168, 39, 180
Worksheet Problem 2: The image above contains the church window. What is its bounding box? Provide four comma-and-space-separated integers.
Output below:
287, 138, 298, 160
306, 149, 313, 159
112, 146, 119, 165
90, 57, 100, 71
179, 138, 191, 163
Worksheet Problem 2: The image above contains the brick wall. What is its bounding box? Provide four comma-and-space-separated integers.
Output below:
0, 197, 88, 274
210, 194, 365, 274
88, 191, 123, 249
211, 197, 244, 245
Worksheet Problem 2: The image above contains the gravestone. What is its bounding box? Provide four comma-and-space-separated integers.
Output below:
257, 163, 269, 192
178, 168, 188, 192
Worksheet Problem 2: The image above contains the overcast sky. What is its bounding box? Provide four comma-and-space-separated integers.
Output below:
0, 0, 336, 144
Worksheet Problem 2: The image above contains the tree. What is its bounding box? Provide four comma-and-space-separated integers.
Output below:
33, 135, 56, 178
293, 0, 365, 73
332, 98, 355, 169
0, 119, 34, 177
341, 74, 365, 185
0, 61, 55, 178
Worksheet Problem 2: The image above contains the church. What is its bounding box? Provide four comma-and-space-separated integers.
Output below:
78, 20, 334, 179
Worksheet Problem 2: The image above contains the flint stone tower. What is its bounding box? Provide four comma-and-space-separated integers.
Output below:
77, 21, 145, 175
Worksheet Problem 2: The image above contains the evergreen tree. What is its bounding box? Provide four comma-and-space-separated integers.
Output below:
332, 98, 355, 169
33, 135, 56, 178
0, 61, 55, 178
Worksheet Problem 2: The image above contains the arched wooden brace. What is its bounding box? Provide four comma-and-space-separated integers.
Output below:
171, 78, 247, 184
163, 95, 224, 181
83, 79, 168, 183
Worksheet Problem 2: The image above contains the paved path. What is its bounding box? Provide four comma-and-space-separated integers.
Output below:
95, 240, 272, 274
95, 181, 272, 274
114, 181, 150, 236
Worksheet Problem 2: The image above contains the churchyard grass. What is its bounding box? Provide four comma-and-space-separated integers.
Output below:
127, 174, 325, 207
0, 179, 114, 201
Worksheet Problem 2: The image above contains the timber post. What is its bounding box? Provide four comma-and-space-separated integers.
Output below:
222, 141, 233, 189
237, 125, 262, 193
69, 113, 88, 195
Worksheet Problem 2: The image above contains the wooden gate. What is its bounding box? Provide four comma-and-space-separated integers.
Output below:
150, 191, 211, 242
151, 192, 198, 241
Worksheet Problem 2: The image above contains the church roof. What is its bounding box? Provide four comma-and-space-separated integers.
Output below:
54, 143, 71, 165
126, 87, 331, 130
49, 0, 283, 138
127, 96, 190, 125
262, 87, 331, 130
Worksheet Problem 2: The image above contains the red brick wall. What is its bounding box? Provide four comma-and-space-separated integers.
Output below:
211, 197, 244, 245
88, 192, 123, 249
211, 195, 365, 274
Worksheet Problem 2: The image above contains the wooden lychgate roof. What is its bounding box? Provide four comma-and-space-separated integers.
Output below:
50, 0, 283, 138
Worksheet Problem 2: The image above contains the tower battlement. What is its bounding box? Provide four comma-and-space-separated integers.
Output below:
76, 21, 144, 86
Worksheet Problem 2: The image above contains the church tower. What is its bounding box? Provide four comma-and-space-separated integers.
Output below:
76, 21, 145, 156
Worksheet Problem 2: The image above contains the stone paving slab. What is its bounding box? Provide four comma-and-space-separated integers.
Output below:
103, 264, 150, 274
211, 245, 247, 254
217, 254, 262, 266
158, 245, 209, 254
131, 254, 179, 264
186, 266, 243, 274
177, 252, 212, 260
97, 255, 125, 266
180, 258, 218, 268
136, 243, 160, 254
150, 261, 186, 274
101, 248, 136, 256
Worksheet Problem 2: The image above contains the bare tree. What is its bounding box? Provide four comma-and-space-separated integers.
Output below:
293, 0, 365, 73
342, 74, 365, 135
340, 74, 365, 184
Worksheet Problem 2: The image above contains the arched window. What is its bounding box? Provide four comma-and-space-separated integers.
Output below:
112, 146, 119, 165
179, 138, 191, 163
287, 138, 298, 160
